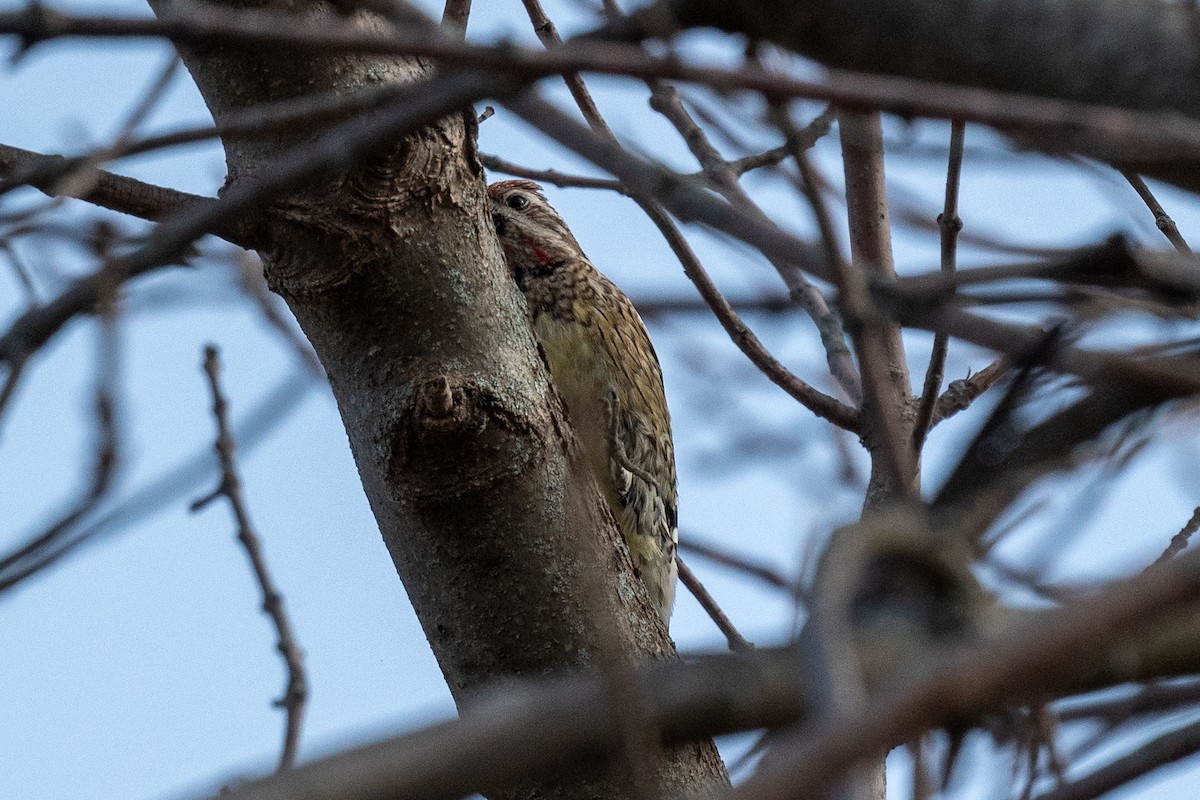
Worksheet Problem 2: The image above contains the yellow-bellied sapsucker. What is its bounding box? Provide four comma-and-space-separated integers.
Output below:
488, 180, 678, 624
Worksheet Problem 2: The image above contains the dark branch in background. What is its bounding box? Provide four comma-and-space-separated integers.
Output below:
200, 646, 811, 800
912, 120, 964, 453
928, 348, 1194, 551
164, 532, 1200, 800
1121, 170, 1192, 254
191, 346, 307, 773
661, 0, 1200, 113
731, 541, 1200, 800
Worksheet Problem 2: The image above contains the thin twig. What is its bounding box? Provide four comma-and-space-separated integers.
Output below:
640, 199, 859, 430
192, 346, 307, 773
1121, 170, 1191, 254
0, 239, 40, 304
520, 0, 615, 140
677, 556, 754, 652
913, 120, 965, 453
773, 109, 864, 405
480, 154, 625, 192
1153, 506, 1200, 566
728, 107, 835, 176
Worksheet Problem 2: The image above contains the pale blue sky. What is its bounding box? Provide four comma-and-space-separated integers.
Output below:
3, 2, 1200, 799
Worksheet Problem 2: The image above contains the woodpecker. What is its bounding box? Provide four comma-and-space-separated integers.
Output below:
488, 180, 678, 624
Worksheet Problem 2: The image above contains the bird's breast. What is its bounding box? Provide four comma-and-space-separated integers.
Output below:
531, 311, 613, 485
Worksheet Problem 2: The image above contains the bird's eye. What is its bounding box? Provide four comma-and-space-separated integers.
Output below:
506, 194, 530, 211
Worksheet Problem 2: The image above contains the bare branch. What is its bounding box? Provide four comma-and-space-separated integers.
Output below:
648, 88, 861, 405
837, 111, 916, 506
480, 154, 625, 192
0, 371, 319, 593
0, 237, 121, 592
677, 556, 754, 652
0, 144, 238, 237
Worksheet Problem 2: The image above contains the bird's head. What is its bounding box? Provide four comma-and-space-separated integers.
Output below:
488, 180, 586, 290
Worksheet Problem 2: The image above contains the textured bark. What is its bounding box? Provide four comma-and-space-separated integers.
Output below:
148, 1, 727, 796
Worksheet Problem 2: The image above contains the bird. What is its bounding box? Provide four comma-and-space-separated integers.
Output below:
488, 179, 678, 625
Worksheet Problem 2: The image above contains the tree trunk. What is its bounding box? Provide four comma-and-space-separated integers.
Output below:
148, 1, 728, 797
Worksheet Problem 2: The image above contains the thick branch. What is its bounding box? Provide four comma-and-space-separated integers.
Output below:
663, 0, 1200, 190
0, 143, 254, 243
666, 0, 1200, 116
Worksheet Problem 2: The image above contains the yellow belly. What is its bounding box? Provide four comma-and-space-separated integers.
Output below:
532, 312, 676, 620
